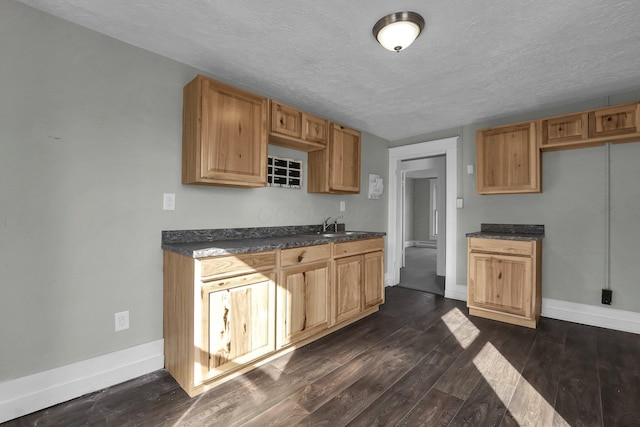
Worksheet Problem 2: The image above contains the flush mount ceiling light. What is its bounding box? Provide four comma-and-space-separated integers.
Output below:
373, 11, 425, 52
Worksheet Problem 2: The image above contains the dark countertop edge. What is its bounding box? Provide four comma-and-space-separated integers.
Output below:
466, 231, 544, 241
162, 231, 386, 258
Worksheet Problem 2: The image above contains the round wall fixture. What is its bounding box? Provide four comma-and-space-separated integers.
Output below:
373, 11, 425, 52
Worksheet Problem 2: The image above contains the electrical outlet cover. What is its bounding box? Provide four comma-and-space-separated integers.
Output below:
115, 311, 130, 331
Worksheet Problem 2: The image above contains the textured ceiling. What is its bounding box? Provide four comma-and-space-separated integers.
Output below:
16, 0, 640, 141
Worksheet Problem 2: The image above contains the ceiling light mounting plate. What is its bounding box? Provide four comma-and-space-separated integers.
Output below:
373, 11, 425, 52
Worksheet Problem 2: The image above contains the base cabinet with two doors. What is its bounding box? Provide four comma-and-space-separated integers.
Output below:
163, 237, 384, 397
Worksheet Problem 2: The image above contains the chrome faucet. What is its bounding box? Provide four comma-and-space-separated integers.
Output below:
322, 217, 333, 232
333, 215, 343, 232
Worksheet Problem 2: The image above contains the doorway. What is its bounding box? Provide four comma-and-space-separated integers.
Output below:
399, 164, 445, 295
387, 137, 458, 299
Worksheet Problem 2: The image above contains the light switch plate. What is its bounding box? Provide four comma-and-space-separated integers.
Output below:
456, 198, 464, 208
163, 193, 175, 210
466, 165, 474, 175
340, 201, 346, 212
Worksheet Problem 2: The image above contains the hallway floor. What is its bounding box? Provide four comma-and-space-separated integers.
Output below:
398, 246, 444, 295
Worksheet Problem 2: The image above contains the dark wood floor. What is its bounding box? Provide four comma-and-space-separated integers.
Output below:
6, 287, 640, 427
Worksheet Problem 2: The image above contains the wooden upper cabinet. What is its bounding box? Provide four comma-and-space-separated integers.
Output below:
540, 102, 640, 151
308, 123, 361, 194
476, 121, 540, 194
269, 100, 328, 151
271, 101, 302, 139
589, 103, 640, 140
540, 113, 589, 150
182, 75, 268, 187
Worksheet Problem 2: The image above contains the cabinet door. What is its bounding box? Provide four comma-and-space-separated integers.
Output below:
333, 255, 362, 324
476, 122, 540, 194
202, 274, 275, 382
271, 101, 302, 139
588, 103, 640, 139
363, 251, 384, 308
468, 252, 532, 317
302, 113, 328, 145
278, 262, 330, 347
186, 76, 268, 187
329, 124, 361, 193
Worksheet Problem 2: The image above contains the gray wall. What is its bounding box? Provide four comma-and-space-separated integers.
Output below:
412, 179, 431, 242
403, 178, 414, 242
0, 0, 389, 381
391, 96, 640, 314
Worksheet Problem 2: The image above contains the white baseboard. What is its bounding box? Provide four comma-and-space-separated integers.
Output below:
442, 283, 640, 335
541, 298, 640, 334
0, 339, 164, 424
403, 240, 416, 248
444, 283, 468, 301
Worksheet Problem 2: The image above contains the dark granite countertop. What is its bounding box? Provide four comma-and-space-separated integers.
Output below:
162, 225, 386, 258
466, 223, 544, 241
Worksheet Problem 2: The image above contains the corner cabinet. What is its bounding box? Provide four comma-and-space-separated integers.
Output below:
467, 237, 542, 328
308, 123, 361, 194
476, 121, 541, 194
182, 75, 268, 187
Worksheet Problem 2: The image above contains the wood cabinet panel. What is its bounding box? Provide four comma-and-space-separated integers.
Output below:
363, 251, 384, 308
540, 113, 589, 149
271, 101, 302, 139
280, 244, 331, 267
589, 103, 640, 139
269, 100, 327, 152
476, 121, 540, 194
202, 274, 276, 381
334, 238, 384, 258
467, 238, 541, 328
468, 252, 532, 317
308, 123, 361, 194
200, 251, 276, 280
278, 262, 330, 347
302, 113, 328, 145
468, 238, 532, 256
333, 255, 362, 324
183, 75, 268, 187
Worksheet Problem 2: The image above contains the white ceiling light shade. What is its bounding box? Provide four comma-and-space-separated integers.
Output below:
373, 11, 425, 52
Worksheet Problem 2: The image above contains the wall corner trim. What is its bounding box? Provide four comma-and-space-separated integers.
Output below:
0, 339, 164, 424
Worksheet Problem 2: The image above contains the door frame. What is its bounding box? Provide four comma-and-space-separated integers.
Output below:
387, 137, 458, 289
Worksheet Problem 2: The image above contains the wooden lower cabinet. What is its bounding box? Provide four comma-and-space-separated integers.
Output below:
467, 237, 541, 328
277, 261, 330, 347
202, 273, 276, 382
163, 237, 385, 397
363, 251, 385, 308
332, 238, 385, 325
333, 255, 363, 324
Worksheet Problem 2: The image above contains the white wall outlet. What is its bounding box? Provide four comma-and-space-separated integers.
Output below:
163, 193, 175, 210
115, 311, 129, 332
466, 164, 474, 175
456, 198, 464, 209
340, 201, 346, 212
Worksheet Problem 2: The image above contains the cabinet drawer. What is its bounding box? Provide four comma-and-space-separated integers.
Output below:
281, 244, 331, 267
589, 103, 639, 138
200, 251, 276, 280
271, 101, 302, 138
468, 237, 533, 256
334, 238, 384, 258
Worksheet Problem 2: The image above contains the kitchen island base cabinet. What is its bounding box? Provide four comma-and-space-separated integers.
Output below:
467, 237, 542, 329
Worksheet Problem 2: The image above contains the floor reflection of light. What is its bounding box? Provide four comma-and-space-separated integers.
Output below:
441, 307, 480, 349
472, 342, 570, 427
